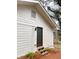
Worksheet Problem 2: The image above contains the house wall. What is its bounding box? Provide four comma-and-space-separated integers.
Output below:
30, 5, 54, 48
17, 4, 54, 57
36, 9, 54, 48
17, 5, 37, 57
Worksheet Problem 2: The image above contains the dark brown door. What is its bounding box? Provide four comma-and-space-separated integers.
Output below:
37, 27, 43, 47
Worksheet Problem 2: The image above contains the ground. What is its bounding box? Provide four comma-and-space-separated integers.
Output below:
18, 48, 61, 59
39, 51, 60, 59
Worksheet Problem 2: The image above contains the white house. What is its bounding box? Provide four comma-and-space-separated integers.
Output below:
17, 0, 58, 57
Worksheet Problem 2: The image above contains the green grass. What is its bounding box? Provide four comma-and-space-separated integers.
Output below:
26, 52, 35, 59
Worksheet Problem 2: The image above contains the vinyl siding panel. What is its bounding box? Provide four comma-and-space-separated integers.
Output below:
17, 5, 37, 26
17, 4, 54, 57
17, 23, 35, 57
17, 5, 36, 57
36, 10, 54, 48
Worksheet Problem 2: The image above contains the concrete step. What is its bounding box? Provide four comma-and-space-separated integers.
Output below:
41, 51, 48, 56
37, 46, 48, 56
37, 46, 44, 51
39, 49, 46, 53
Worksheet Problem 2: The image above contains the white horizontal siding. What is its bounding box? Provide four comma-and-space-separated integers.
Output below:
17, 23, 35, 57
17, 5, 37, 57
36, 11, 54, 48
17, 4, 54, 57
17, 5, 37, 27
17, 17, 37, 27
17, 5, 31, 20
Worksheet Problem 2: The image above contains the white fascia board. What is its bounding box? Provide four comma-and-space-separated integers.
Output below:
37, 3, 58, 29
17, 0, 39, 5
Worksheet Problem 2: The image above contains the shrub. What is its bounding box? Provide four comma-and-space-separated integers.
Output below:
17, 58, 19, 59
26, 52, 35, 59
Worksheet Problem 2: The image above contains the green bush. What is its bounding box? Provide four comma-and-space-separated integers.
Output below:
26, 52, 35, 59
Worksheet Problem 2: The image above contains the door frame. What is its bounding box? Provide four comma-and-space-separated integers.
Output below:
35, 27, 43, 47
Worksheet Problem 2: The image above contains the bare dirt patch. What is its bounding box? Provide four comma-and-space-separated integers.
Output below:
18, 48, 61, 59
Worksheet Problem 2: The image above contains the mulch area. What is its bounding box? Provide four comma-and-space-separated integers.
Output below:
18, 48, 61, 59
40, 50, 61, 59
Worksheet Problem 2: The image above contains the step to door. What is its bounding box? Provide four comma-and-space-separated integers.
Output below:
37, 46, 48, 56
41, 51, 48, 56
